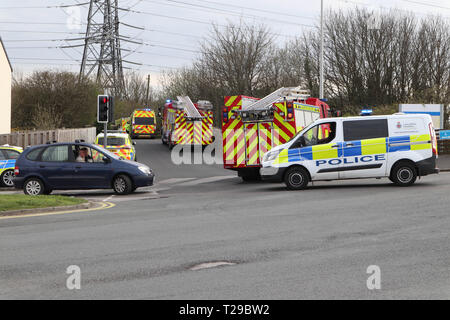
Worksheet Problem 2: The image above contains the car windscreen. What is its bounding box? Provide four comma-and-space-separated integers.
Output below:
134, 117, 154, 125
97, 137, 126, 146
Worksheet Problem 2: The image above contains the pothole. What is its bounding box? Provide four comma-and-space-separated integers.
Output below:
189, 261, 236, 271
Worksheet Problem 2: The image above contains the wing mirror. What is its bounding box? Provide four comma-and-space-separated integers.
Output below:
102, 156, 111, 163
132, 141, 137, 146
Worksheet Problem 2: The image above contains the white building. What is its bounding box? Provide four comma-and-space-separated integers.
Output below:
0, 37, 12, 134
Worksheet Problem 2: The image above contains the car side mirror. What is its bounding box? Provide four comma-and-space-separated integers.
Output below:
132, 141, 137, 146
102, 156, 111, 163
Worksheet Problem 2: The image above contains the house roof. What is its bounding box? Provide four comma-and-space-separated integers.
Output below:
0, 37, 13, 72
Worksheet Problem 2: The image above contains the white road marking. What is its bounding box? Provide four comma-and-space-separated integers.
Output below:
177, 175, 236, 186
103, 195, 115, 202
190, 261, 236, 271
158, 178, 197, 184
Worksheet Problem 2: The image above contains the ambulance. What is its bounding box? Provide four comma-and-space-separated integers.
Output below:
260, 114, 439, 189
130, 109, 156, 139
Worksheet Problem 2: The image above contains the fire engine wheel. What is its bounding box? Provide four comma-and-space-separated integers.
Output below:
113, 175, 133, 195
390, 162, 417, 187
284, 167, 309, 190
1, 169, 15, 187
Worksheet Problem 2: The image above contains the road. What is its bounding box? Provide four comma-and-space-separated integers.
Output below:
1, 139, 450, 299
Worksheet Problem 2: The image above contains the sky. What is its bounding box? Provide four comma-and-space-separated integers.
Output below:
0, 0, 449, 87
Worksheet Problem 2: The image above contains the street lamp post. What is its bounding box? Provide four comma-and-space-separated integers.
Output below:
319, 0, 324, 100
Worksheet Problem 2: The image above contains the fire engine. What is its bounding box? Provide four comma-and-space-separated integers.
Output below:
221, 87, 333, 181
161, 96, 214, 149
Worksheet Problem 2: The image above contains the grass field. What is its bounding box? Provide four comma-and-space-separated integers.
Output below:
0, 195, 86, 212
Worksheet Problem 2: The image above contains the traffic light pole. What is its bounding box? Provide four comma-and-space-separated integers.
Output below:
104, 91, 108, 149
104, 122, 108, 149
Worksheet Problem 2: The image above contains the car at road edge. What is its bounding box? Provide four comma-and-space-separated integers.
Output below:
13, 141, 154, 195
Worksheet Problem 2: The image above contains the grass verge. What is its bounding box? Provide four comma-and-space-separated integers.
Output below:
0, 195, 87, 212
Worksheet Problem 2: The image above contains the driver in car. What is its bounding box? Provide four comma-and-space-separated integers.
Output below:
76, 147, 93, 163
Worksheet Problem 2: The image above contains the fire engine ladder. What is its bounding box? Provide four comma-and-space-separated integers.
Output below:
244, 87, 310, 111
240, 87, 309, 164
177, 96, 203, 119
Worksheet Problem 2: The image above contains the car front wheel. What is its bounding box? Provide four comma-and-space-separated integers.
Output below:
24, 178, 45, 196
284, 167, 309, 190
113, 175, 133, 195
1, 169, 15, 187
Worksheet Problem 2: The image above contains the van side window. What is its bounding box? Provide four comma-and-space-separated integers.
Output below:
343, 119, 388, 141
302, 122, 337, 147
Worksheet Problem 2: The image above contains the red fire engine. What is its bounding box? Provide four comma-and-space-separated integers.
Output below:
162, 96, 214, 149
221, 87, 333, 180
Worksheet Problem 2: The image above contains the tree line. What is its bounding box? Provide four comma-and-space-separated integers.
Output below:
11, 8, 449, 130
163, 8, 450, 119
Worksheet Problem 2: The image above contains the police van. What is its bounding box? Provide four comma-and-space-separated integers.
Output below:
260, 114, 439, 190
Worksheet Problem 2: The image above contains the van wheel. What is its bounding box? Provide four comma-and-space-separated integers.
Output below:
113, 175, 133, 195
24, 178, 45, 196
1, 169, 15, 187
391, 162, 417, 186
284, 167, 309, 190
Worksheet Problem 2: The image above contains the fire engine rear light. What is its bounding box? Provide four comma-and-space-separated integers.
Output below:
429, 122, 438, 156
14, 166, 19, 176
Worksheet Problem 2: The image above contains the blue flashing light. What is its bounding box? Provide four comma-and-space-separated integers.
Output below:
360, 109, 373, 116
166, 99, 172, 104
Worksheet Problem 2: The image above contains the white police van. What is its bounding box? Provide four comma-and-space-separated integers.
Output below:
260, 114, 439, 190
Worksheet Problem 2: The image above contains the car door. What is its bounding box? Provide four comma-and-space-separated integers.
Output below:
339, 118, 389, 179
72, 146, 113, 188
290, 121, 342, 181
38, 145, 74, 189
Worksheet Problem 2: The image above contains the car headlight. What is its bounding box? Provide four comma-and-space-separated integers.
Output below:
138, 166, 152, 175
264, 150, 281, 162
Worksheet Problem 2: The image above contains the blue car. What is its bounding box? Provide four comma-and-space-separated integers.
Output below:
13, 141, 154, 196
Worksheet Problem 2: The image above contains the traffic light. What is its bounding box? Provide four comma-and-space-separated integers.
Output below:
97, 95, 109, 123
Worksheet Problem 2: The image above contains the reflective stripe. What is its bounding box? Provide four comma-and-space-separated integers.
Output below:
312, 143, 338, 160
410, 134, 431, 150
361, 138, 387, 155
273, 134, 432, 164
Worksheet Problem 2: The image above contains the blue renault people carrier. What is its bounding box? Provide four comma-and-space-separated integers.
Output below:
13, 141, 154, 196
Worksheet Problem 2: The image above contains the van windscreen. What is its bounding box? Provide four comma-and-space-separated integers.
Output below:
134, 117, 155, 125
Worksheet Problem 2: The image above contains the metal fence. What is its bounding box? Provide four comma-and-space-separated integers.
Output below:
0, 127, 96, 148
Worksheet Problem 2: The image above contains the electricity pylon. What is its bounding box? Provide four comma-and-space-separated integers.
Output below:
80, 0, 124, 96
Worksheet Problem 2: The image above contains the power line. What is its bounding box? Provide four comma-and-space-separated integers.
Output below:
144, 0, 316, 20
140, 0, 316, 27
337, 0, 450, 20
122, 5, 316, 29
0, 2, 90, 9
400, 0, 450, 10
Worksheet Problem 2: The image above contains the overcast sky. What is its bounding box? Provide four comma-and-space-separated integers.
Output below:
1, 0, 449, 86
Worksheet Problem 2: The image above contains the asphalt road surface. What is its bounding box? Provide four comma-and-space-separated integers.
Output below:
1, 139, 450, 299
